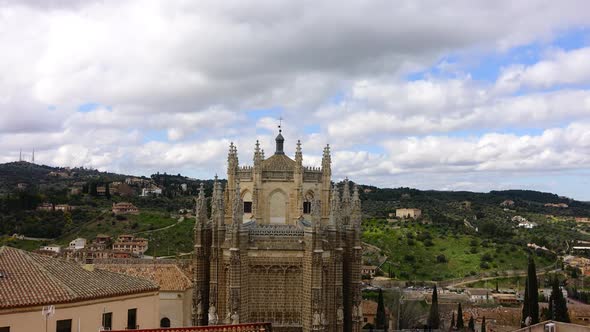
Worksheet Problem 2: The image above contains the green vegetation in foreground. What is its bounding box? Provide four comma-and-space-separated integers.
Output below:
362, 219, 555, 281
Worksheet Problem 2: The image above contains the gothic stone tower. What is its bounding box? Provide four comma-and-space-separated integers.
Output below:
193, 130, 362, 332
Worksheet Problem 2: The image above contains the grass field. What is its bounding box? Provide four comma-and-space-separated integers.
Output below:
56, 210, 178, 245
137, 216, 194, 256
0, 236, 49, 251
362, 219, 555, 281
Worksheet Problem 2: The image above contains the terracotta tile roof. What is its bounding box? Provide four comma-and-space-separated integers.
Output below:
95, 264, 193, 292
0, 246, 158, 309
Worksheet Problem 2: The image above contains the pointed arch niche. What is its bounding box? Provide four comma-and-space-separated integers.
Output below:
268, 189, 288, 224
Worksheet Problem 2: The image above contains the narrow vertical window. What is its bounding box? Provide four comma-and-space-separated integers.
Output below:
102, 312, 112, 330
127, 308, 137, 330
303, 201, 312, 214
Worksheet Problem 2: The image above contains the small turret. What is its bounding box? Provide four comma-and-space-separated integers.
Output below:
295, 140, 302, 166
321, 144, 331, 173
275, 131, 285, 155
253, 140, 262, 165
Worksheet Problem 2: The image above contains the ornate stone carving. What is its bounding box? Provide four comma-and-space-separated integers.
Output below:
231, 311, 240, 325
313, 311, 321, 328
208, 306, 218, 325
337, 307, 344, 324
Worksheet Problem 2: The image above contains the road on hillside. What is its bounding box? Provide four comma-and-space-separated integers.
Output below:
132, 216, 186, 236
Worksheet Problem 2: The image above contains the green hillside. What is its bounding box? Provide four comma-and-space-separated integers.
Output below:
2, 161, 590, 281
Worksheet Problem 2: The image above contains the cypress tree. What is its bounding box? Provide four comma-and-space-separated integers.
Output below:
428, 285, 440, 329
528, 256, 540, 324
481, 316, 486, 332
105, 183, 111, 199
376, 289, 387, 330
548, 276, 570, 322
522, 255, 539, 326
468, 316, 475, 332
456, 303, 464, 330
522, 276, 530, 327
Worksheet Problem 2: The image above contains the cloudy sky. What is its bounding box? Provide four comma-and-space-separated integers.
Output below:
1, 1, 590, 199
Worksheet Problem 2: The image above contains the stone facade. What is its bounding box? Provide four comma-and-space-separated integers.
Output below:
192, 132, 362, 332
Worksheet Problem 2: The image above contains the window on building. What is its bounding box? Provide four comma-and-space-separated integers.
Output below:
56, 319, 72, 332
303, 201, 312, 214
0, 327, 10, 332
102, 312, 112, 330
160, 317, 171, 327
127, 308, 137, 330
243, 201, 252, 213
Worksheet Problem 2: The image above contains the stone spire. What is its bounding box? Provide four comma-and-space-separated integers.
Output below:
211, 176, 224, 227
253, 140, 262, 165
295, 140, 302, 165
321, 144, 331, 172
227, 142, 239, 190
228, 142, 238, 167
329, 184, 340, 228
195, 183, 207, 228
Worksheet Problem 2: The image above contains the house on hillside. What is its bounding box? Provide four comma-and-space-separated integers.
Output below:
396, 208, 422, 219
518, 221, 538, 229
512, 215, 527, 223
500, 200, 515, 207
544, 203, 568, 208
361, 265, 378, 278
69, 238, 87, 250
112, 235, 148, 255
361, 300, 378, 328
465, 288, 492, 303
141, 186, 163, 197
39, 245, 61, 253
36, 202, 53, 211
54, 204, 73, 212
112, 202, 139, 215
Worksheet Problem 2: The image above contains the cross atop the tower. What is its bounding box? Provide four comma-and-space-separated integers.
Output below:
278, 117, 283, 133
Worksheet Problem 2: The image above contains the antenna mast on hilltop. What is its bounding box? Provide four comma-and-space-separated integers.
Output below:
32, 149, 35, 163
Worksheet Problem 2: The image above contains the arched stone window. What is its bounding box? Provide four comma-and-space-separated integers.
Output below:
160, 317, 171, 328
